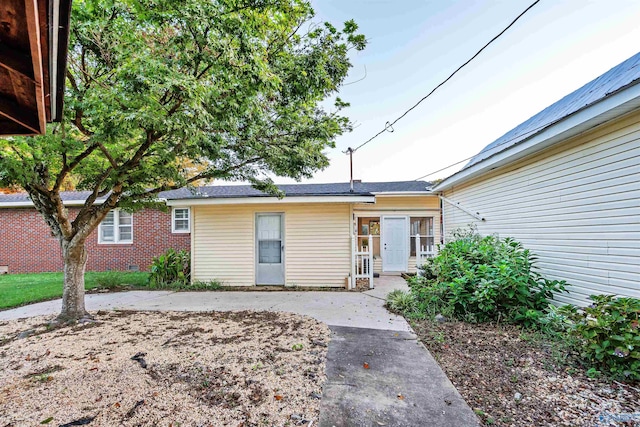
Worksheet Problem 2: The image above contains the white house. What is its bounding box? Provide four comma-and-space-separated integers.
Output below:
432, 52, 640, 306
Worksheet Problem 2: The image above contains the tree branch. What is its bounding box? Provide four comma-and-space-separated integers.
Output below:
96, 141, 118, 169
136, 156, 264, 198
53, 142, 99, 191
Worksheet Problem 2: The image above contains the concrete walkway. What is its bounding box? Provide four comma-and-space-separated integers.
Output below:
320, 327, 479, 427
0, 275, 478, 426
0, 277, 410, 331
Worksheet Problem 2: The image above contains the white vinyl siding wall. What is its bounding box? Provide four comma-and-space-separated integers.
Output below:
441, 113, 640, 306
192, 203, 351, 287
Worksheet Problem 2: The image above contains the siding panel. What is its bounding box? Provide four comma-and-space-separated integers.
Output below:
193, 203, 350, 287
442, 113, 640, 306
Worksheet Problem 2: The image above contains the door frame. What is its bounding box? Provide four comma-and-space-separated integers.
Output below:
381, 215, 409, 272
255, 212, 285, 285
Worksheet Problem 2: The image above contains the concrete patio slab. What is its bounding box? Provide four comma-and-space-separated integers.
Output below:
0, 275, 478, 426
0, 288, 410, 331
319, 326, 479, 427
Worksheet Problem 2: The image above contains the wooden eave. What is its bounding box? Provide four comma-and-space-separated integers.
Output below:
0, 0, 71, 136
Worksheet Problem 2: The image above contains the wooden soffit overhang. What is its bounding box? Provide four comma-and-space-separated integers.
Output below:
0, 0, 71, 136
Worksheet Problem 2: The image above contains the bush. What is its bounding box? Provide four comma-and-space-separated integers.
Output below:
409, 228, 566, 327
562, 295, 640, 381
91, 271, 149, 289
149, 249, 191, 288
386, 289, 417, 314
93, 272, 124, 289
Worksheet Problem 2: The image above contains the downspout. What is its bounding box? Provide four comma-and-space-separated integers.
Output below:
440, 195, 446, 244
50, 0, 60, 119
349, 206, 355, 289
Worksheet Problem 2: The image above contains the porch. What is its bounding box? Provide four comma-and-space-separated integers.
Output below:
350, 214, 437, 290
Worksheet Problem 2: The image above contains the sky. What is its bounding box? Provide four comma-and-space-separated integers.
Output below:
271, 0, 640, 185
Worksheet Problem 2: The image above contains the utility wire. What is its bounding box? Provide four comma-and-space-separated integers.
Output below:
347, 0, 541, 154
414, 157, 474, 181
413, 120, 553, 181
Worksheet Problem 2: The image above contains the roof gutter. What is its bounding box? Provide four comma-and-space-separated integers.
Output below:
433, 81, 640, 192
166, 195, 376, 206
50, 0, 72, 121
0, 199, 108, 208
371, 191, 432, 196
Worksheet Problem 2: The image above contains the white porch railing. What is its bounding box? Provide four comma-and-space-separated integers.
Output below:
415, 233, 436, 269
351, 234, 373, 289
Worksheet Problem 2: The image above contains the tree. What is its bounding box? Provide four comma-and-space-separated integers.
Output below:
0, 0, 365, 321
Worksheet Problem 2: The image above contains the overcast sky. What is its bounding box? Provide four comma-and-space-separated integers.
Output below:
272, 0, 640, 184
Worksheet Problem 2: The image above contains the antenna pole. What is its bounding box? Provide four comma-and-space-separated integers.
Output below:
347, 147, 354, 192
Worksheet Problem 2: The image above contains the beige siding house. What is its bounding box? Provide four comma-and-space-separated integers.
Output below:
433, 52, 640, 306
165, 181, 439, 288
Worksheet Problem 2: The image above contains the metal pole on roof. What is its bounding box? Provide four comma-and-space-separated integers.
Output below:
347, 147, 354, 193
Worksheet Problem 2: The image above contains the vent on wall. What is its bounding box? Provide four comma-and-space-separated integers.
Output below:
128, 265, 140, 272
0, 266, 8, 274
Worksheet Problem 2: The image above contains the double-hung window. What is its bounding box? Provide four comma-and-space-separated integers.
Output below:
99, 210, 133, 244
172, 208, 190, 233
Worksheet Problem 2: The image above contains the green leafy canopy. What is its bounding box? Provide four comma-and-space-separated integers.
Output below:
0, 0, 366, 226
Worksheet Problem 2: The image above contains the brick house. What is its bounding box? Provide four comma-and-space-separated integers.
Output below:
0, 191, 190, 273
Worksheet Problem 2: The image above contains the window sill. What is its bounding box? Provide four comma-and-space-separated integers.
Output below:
97, 242, 134, 245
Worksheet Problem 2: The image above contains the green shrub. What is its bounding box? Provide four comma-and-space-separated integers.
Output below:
386, 289, 417, 314
149, 249, 191, 288
563, 295, 640, 381
91, 271, 149, 289
409, 228, 566, 326
93, 272, 124, 289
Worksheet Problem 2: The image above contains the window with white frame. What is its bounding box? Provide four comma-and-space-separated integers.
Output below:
410, 217, 434, 256
172, 207, 190, 233
99, 210, 133, 244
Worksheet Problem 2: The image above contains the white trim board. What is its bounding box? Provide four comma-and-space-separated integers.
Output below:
166, 195, 376, 206
0, 199, 107, 208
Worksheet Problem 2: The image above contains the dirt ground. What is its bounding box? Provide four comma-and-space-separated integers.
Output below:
412, 320, 640, 427
0, 310, 330, 426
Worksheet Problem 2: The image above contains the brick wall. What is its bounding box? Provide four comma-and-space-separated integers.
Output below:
0, 207, 190, 273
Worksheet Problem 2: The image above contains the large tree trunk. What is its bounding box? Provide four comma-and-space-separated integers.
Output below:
59, 239, 90, 321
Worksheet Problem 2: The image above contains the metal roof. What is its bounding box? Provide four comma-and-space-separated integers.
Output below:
0, 181, 431, 205
464, 51, 640, 170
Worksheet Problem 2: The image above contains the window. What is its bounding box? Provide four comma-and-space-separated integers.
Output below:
410, 217, 434, 256
99, 210, 133, 244
172, 208, 191, 233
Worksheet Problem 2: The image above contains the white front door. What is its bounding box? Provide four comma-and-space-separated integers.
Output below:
256, 214, 284, 285
382, 216, 408, 272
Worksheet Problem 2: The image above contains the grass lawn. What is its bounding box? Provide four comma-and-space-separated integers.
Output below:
0, 271, 149, 310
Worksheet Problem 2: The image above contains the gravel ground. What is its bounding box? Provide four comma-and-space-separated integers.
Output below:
0, 310, 330, 426
412, 320, 640, 427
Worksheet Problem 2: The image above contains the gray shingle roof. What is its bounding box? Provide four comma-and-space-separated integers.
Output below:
0, 181, 431, 204
465, 51, 640, 169
161, 181, 431, 200
0, 190, 95, 204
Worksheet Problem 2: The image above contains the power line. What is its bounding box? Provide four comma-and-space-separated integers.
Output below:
347, 0, 541, 154
413, 120, 553, 181
414, 157, 474, 181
